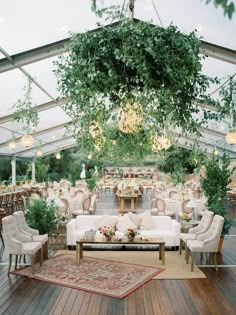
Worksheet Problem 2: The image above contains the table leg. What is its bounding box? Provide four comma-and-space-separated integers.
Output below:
76, 243, 81, 264
161, 243, 165, 265
130, 197, 135, 212
80, 243, 83, 259
119, 197, 125, 214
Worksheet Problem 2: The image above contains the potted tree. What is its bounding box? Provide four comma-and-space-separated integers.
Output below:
200, 153, 234, 251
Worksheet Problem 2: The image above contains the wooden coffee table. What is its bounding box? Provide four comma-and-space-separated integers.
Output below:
76, 238, 165, 265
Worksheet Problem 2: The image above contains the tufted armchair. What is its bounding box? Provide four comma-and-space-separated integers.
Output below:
13, 211, 48, 258
186, 214, 224, 271
2, 215, 43, 274
179, 210, 214, 255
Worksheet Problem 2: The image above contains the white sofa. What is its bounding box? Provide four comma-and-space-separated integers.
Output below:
67, 213, 180, 248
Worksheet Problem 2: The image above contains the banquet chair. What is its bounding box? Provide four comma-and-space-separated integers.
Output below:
72, 196, 91, 218
178, 199, 192, 219
186, 214, 224, 271
2, 215, 43, 274
75, 189, 84, 201
169, 191, 180, 199
179, 210, 214, 255
151, 198, 175, 217
13, 211, 48, 258
89, 193, 97, 214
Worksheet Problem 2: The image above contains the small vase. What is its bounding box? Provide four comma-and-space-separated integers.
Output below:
128, 236, 135, 242
105, 236, 112, 241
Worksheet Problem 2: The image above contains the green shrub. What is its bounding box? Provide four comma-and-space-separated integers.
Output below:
25, 198, 58, 234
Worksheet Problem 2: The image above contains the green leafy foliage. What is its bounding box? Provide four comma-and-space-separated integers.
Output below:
25, 198, 58, 234
200, 153, 235, 236
157, 147, 207, 184
204, 0, 235, 19
12, 78, 39, 131
54, 18, 218, 158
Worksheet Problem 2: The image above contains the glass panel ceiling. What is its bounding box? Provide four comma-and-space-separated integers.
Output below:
0, 69, 51, 116
0, 0, 235, 159
23, 57, 60, 100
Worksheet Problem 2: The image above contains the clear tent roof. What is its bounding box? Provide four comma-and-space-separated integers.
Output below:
0, 0, 235, 160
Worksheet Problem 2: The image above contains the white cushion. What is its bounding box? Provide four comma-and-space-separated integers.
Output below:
116, 214, 137, 232
138, 211, 154, 230
95, 215, 118, 229
76, 217, 97, 230
127, 212, 141, 227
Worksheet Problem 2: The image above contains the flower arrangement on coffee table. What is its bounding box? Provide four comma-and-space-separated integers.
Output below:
181, 213, 192, 222
98, 226, 115, 241
124, 228, 140, 241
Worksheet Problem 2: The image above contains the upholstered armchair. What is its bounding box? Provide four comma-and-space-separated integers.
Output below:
186, 214, 224, 271
179, 210, 214, 255
13, 211, 48, 257
2, 215, 43, 274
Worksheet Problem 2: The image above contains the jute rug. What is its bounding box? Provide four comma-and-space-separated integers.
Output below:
10, 253, 164, 299
79, 250, 207, 279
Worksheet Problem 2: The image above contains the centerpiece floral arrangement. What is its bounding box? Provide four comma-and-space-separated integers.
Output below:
124, 228, 139, 241
98, 226, 115, 240
181, 213, 192, 222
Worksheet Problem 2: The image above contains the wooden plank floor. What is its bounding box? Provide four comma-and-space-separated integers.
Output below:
0, 190, 236, 315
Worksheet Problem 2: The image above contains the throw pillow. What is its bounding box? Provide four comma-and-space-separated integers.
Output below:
95, 215, 117, 229
127, 212, 141, 227
138, 211, 154, 230
116, 214, 137, 232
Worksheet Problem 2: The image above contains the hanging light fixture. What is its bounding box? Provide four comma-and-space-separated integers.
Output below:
151, 134, 171, 152
118, 101, 142, 134
9, 140, 16, 150
55, 151, 61, 159
36, 148, 43, 157
9, 132, 16, 149
36, 141, 43, 157
213, 146, 219, 155
226, 131, 236, 145
9, 133, 16, 150
21, 134, 33, 147
226, 77, 236, 144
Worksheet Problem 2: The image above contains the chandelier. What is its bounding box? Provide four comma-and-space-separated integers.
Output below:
21, 134, 33, 147
118, 102, 142, 134
151, 135, 171, 152
226, 131, 236, 145
89, 121, 102, 138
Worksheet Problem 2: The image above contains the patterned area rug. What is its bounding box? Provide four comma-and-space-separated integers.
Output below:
10, 253, 164, 299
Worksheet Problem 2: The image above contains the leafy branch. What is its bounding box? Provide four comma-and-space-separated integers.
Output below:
13, 78, 39, 131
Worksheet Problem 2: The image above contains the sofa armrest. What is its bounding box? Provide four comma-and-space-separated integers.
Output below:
66, 219, 77, 245
171, 220, 180, 246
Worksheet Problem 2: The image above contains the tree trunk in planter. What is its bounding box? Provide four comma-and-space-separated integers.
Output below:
217, 237, 224, 253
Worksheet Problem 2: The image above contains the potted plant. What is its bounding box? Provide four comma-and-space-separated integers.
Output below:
25, 198, 58, 235
200, 153, 235, 251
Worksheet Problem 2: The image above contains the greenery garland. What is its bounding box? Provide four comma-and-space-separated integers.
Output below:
55, 17, 217, 158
